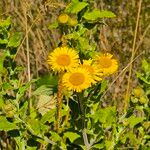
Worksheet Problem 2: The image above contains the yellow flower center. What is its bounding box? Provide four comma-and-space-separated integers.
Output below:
69, 72, 85, 86
56, 54, 71, 66
99, 57, 112, 68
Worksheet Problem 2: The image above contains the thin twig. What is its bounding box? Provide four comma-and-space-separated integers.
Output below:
125, 0, 143, 111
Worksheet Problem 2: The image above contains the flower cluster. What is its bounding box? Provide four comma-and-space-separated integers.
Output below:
58, 14, 78, 26
48, 47, 118, 92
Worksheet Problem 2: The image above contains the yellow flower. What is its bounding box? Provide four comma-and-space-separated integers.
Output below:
95, 53, 118, 75
47, 47, 79, 72
58, 14, 69, 24
133, 87, 144, 98
81, 59, 103, 84
68, 18, 78, 26
62, 67, 92, 92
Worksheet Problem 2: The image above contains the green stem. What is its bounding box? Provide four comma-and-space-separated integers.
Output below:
77, 93, 85, 129
77, 93, 90, 150
55, 73, 63, 132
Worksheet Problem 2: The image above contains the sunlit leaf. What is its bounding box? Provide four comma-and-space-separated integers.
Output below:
78, 37, 90, 50
40, 109, 55, 123
93, 143, 105, 149
0, 116, 18, 131
8, 32, 22, 48
83, 10, 116, 21
136, 72, 150, 84
18, 101, 28, 118
128, 116, 144, 128
64, 132, 80, 143
0, 17, 11, 29
65, 0, 88, 14
94, 106, 116, 127
100, 80, 108, 93
27, 119, 47, 135
0, 39, 8, 44
142, 59, 150, 73
50, 131, 61, 142
48, 22, 59, 29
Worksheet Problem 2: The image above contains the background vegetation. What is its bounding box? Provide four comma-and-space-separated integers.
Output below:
0, 0, 149, 149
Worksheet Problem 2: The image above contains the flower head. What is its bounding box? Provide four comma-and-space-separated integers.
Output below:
68, 18, 78, 26
47, 47, 79, 72
58, 14, 69, 24
62, 67, 92, 92
95, 53, 118, 75
81, 59, 103, 84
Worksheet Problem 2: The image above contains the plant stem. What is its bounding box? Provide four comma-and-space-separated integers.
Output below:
82, 129, 91, 150
77, 93, 90, 150
55, 73, 63, 132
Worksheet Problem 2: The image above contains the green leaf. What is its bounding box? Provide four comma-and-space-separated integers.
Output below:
64, 132, 80, 143
105, 140, 114, 150
93, 143, 105, 149
18, 101, 28, 118
2, 82, 13, 90
0, 116, 18, 131
8, 32, 22, 47
16, 81, 32, 101
78, 37, 91, 50
50, 131, 61, 142
27, 119, 43, 135
0, 39, 8, 44
136, 72, 150, 84
48, 22, 59, 29
65, 0, 88, 14
128, 116, 144, 128
142, 59, 150, 73
100, 80, 108, 93
0, 17, 11, 29
40, 109, 55, 123
124, 131, 139, 146
36, 74, 58, 87
26, 146, 37, 150
65, 25, 87, 40
83, 10, 116, 21
27, 116, 48, 135
95, 106, 116, 127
